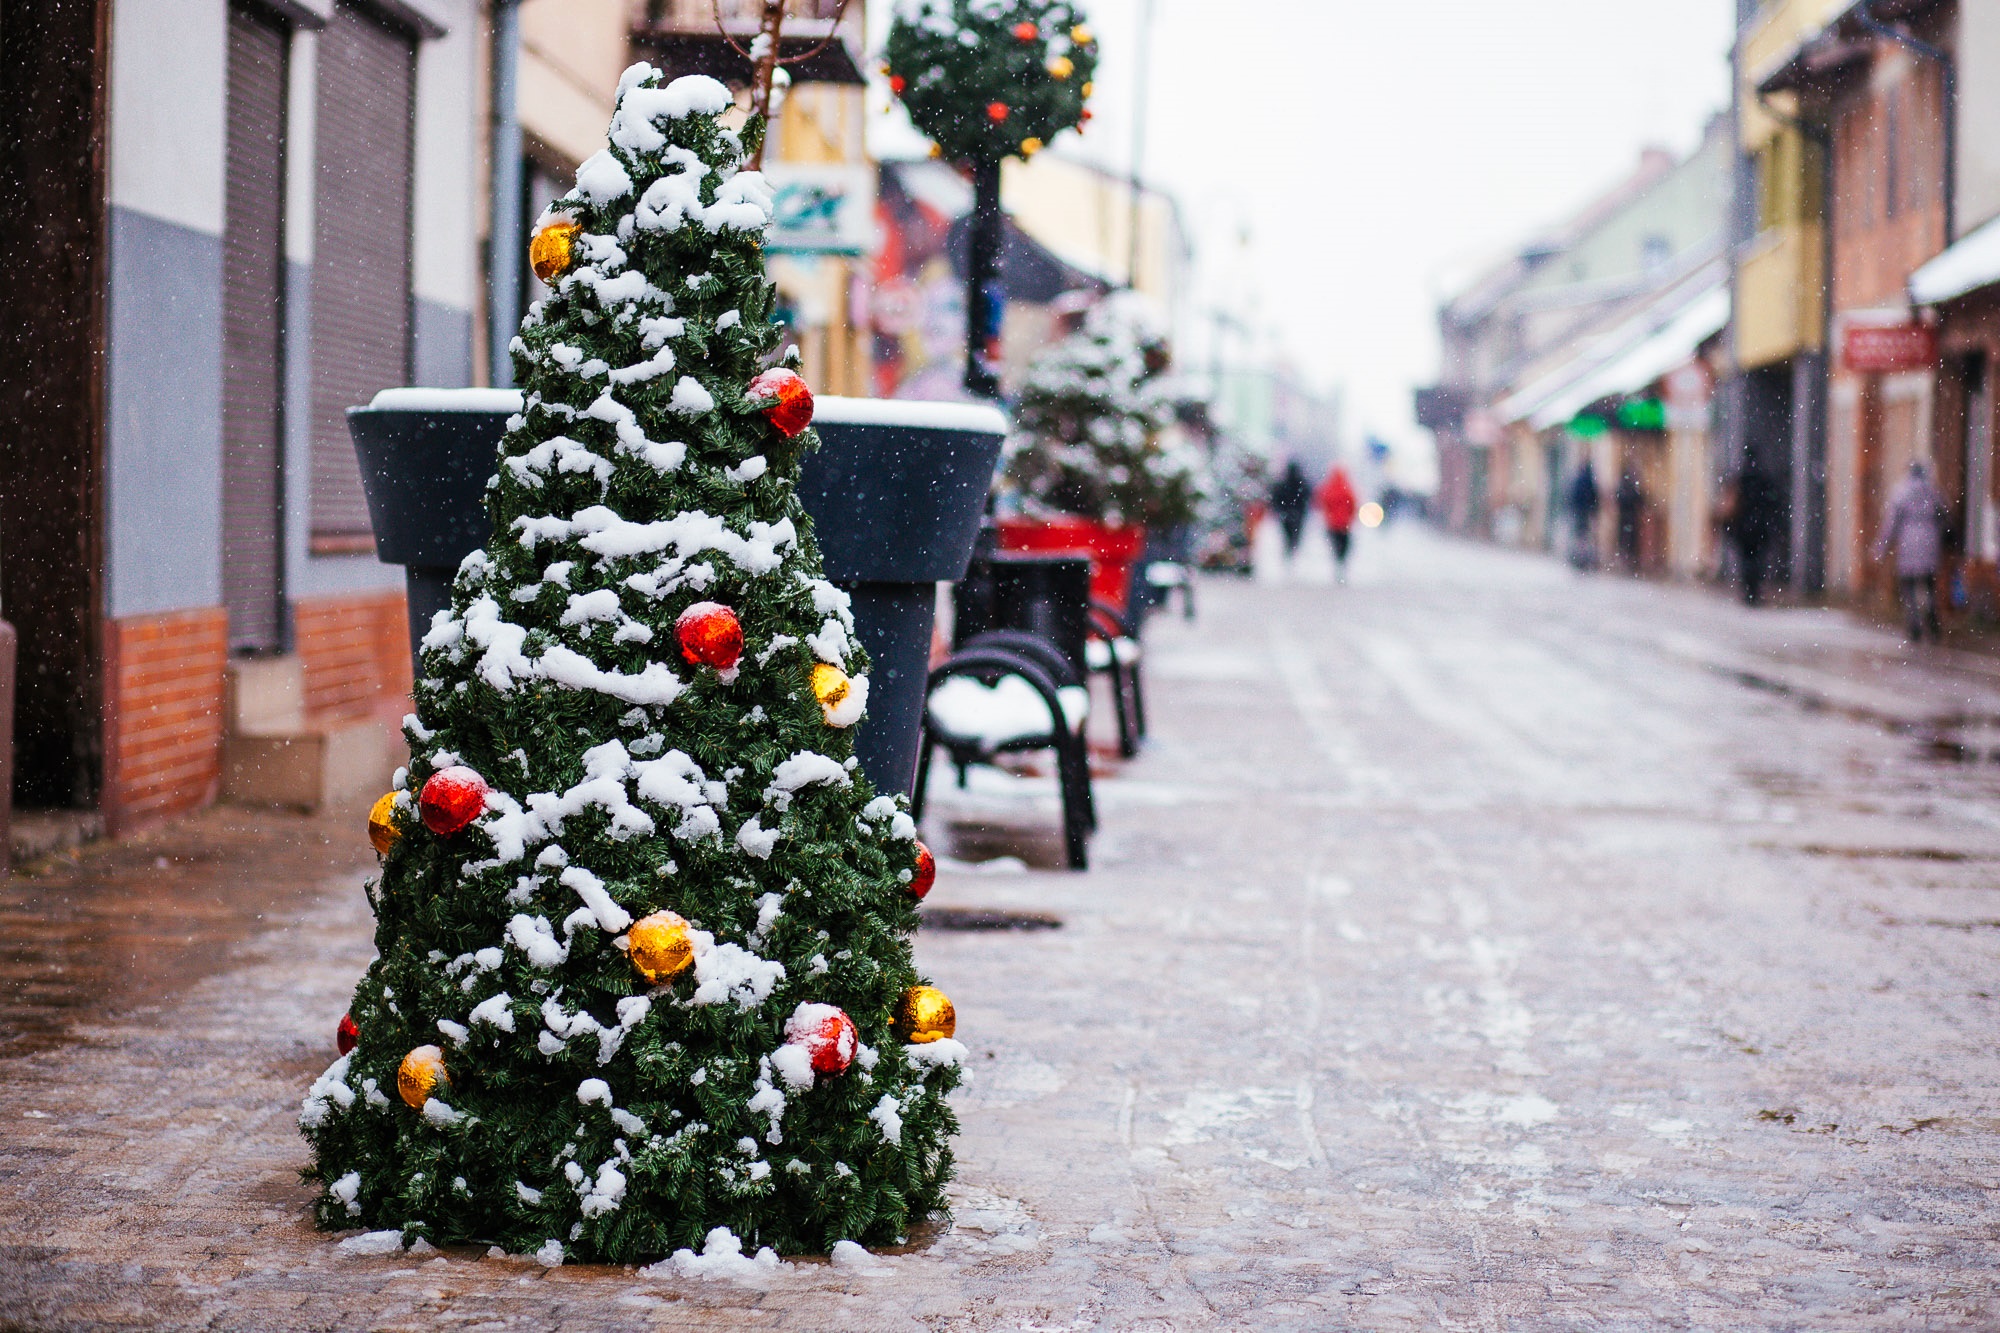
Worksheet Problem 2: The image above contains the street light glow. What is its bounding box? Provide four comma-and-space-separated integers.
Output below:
1359, 502, 1385, 529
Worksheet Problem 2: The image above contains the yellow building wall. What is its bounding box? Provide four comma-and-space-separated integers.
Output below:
1735, 6, 1837, 369
1001, 154, 1179, 306
1736, 221, 1825, 368
519, 0, 625, 165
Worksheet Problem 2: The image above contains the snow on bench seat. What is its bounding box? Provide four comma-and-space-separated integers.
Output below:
928, 675, 1088, 748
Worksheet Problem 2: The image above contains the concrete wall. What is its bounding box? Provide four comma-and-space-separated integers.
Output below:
412, 0, 479, 363
518, 0, 622, 166
106, 207, 226, 619
104, 0, 229, 620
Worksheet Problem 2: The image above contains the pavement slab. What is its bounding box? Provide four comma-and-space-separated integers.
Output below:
6, 528, 2000, 1330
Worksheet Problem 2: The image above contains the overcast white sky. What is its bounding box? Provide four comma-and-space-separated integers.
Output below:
868, 0, 1736, 473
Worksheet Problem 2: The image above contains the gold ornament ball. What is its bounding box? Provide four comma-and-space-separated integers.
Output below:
896, 985, 956, 1044
397, 1044, 447, 1109
628, 910, 695, 984
367, 791, 401, 855
1020, 137, 1044, 157
529, 218, 581, 284
812, 663, 851, 708
1081, 81, 1094, 98
1047, 56, 1074, 80
927, 142, 943, 159
1070, 23, 1094, 44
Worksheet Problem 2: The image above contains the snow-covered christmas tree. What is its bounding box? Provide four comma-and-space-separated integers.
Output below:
301, 65, 961, 1263
1003, 294, 1203, 528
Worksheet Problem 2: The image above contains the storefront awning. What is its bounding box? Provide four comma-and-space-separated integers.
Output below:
1911, 214, 2000, 307
1499, 281, 1728, 431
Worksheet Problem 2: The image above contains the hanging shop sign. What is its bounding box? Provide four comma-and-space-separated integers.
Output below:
1616, 398, 1667, 432
764, 163, 877, 257
1842, 322, 1937, 373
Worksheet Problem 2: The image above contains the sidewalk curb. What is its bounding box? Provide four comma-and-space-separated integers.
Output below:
1655, 631, 2000, 733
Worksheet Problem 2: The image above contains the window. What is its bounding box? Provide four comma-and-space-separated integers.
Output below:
221, 2, 290, 649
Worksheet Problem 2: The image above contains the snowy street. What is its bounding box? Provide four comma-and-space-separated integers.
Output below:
9, 524, 2000, 1328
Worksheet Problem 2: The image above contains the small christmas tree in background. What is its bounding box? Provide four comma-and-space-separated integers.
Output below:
1192, 427, 1272, 572
301, 65, 962, 1263
1003, 293, 1204, 529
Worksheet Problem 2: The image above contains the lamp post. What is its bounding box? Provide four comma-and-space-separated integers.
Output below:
964, 157, 1005, 399
1127, 0, 1154, 291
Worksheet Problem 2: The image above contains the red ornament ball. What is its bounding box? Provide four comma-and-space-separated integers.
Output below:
419, 765, 489, 836
787, 1004, 858, 1076
676, 601, 744, 670
910, 840, 937, 900
1012, 20, 1038, 39
337, 1012, 359, 1056
986, 101, 1010, 122
888, 74, 906, 94
749, 367, 814, 438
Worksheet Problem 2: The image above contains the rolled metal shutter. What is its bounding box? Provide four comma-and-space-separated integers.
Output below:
309, 0, 414, 547
221, 2, 289, 652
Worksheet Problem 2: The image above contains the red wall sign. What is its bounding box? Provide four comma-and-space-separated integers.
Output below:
1842, 323, 1937, 372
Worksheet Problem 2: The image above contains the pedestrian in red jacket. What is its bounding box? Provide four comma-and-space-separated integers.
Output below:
1316, 466, 1359, 584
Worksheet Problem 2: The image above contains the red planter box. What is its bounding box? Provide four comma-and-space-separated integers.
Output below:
996, 516, 1147, 614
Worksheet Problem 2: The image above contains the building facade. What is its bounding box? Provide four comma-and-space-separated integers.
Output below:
1752, 0, 1958, 611
0, 0, 478, 836
0, 0, 894, 844
1907, 0, 2000, 618
1425, 123, 1731, 578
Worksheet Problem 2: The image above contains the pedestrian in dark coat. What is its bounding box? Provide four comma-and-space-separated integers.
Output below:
1270, 460, 1311, 560
1734, 470, 1781, 606
1615, 468, 1644, 572
1875, 459, 1949, 642
1567, 461, 1601, 569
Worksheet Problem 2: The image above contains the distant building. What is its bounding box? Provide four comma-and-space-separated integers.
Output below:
1751, 0, 1977, 611
1912, 0, 2000, 617
1424, 122, 1732, 578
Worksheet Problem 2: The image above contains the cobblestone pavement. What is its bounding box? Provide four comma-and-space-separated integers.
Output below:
7, 528, 2000, 1330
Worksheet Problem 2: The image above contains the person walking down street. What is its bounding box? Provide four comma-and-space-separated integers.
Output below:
1270, 459, 1311, 562
1615, 467, 1644, 573
1734, 470, 1781, 606
1567, 460, 1601, 570
1876, 459, 1949, 643
1316, 465, 1359, 584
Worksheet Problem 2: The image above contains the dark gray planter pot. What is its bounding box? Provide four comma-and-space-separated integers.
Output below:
799, 397, 1006, 796
347, 390, 1004, 797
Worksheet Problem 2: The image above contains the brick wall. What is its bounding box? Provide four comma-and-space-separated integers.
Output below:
101, 607, 228, 833
1830, 50, 1948, 315
294, 590, 411, 722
